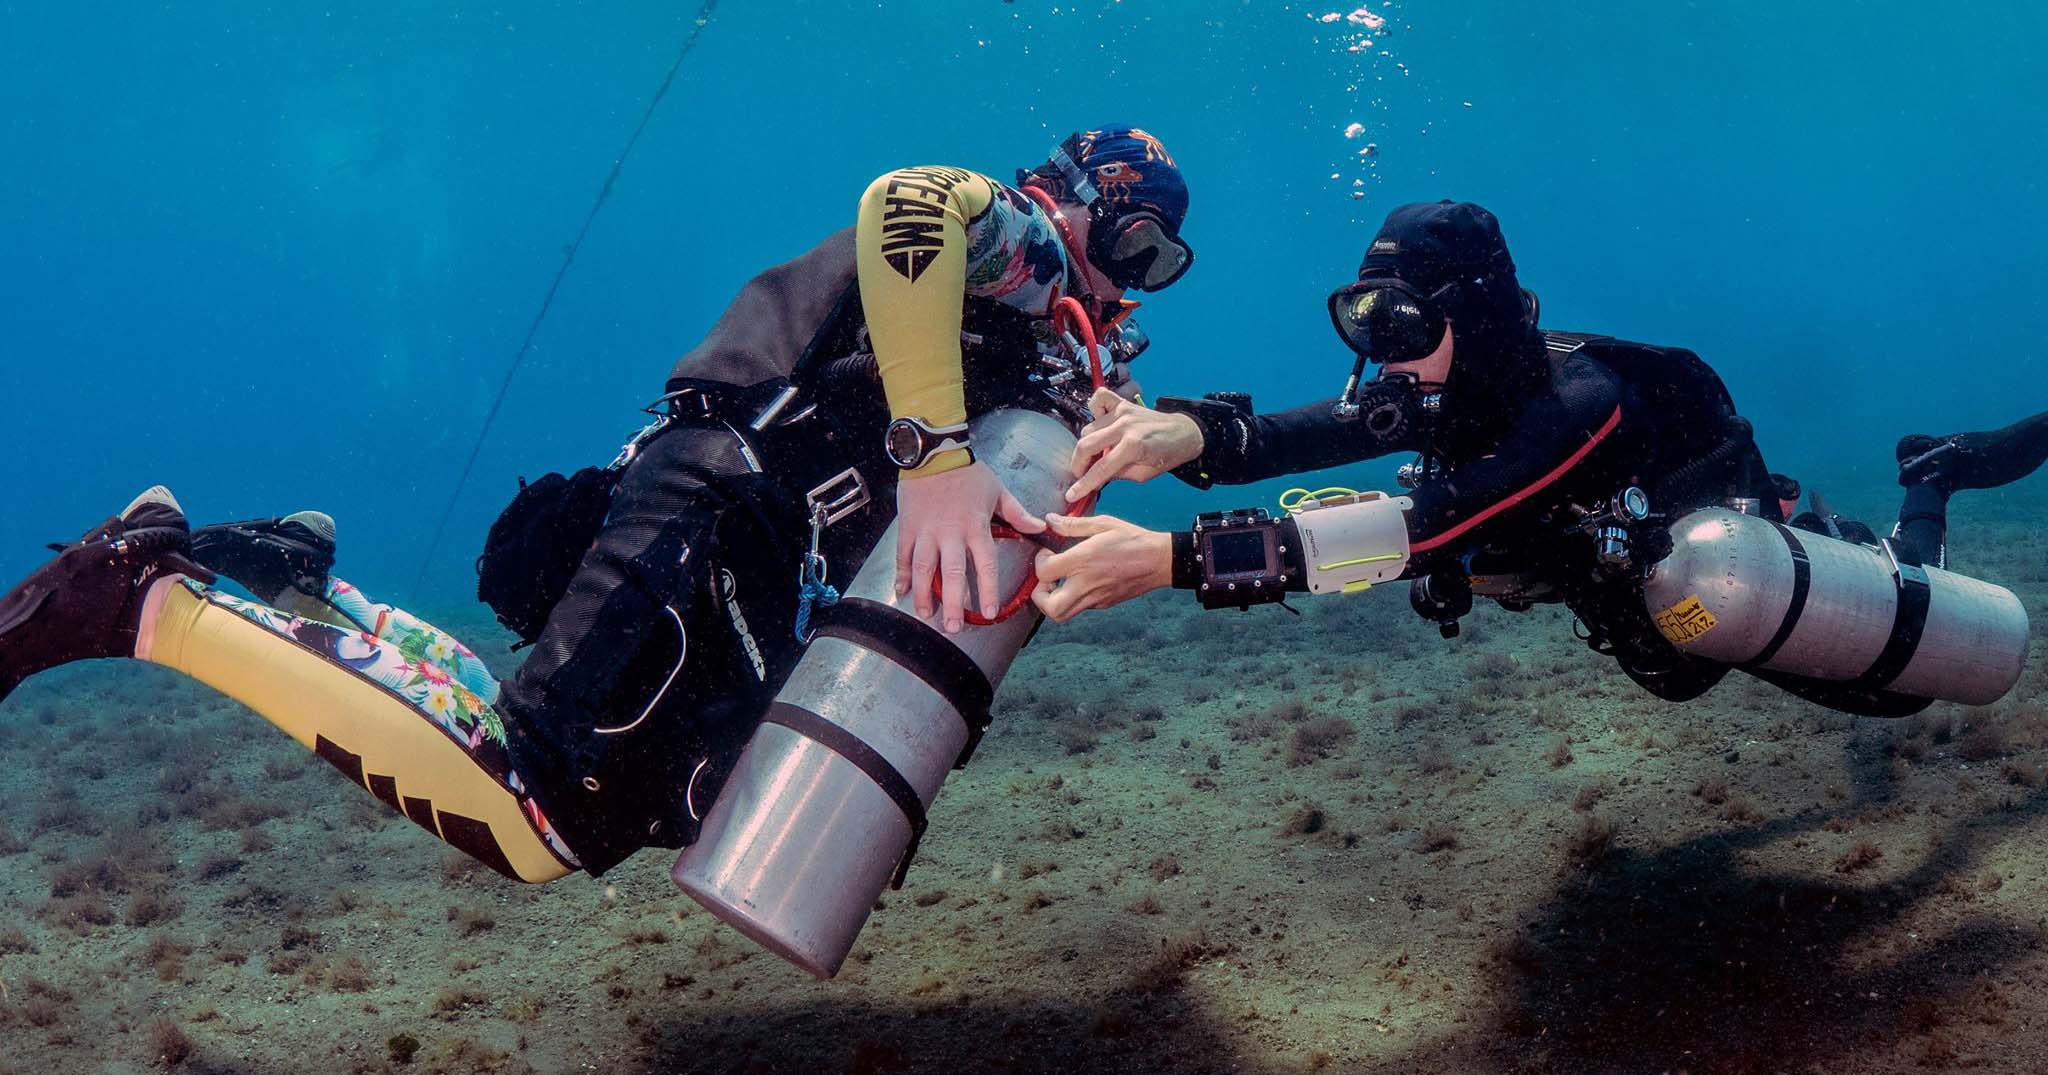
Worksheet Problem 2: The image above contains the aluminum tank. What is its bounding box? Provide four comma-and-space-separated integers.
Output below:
1642, 508, 2028, 706
672, 408, 1073, 978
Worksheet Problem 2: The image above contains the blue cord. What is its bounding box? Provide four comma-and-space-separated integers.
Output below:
795, 553, 840, 642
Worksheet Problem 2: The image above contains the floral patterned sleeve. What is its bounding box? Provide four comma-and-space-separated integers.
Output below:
958, 179, 1071, 315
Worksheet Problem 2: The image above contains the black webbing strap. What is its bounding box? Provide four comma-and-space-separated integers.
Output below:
761, 701, 927, 889
1850, 538, 1933, 691
1746, 523, 1812, 668
806, 597, 996, 768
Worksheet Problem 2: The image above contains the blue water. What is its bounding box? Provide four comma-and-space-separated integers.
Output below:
3, 2, 2042, 596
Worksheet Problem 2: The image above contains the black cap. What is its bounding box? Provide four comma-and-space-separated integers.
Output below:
1359, 201, 1516, 290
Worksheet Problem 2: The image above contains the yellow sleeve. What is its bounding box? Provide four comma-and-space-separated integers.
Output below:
855, 166, 997, 478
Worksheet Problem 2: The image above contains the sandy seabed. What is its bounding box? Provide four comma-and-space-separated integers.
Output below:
2, 481, 2045, 1075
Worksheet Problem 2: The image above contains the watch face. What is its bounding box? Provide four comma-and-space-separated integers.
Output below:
885, 421, 922, 467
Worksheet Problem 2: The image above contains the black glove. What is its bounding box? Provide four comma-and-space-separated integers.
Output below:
190, 518, 336, 603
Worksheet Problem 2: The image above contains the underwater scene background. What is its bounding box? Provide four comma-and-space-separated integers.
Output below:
2, 2, 2045, 1073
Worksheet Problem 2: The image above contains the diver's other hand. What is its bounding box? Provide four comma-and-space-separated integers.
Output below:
1029, 512, 1172, 623
1066, 387, 1204, 502
895, 460, 1046, 633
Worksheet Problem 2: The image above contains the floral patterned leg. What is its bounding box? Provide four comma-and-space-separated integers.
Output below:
142, 579, 578, 879
320, 578, 502, 703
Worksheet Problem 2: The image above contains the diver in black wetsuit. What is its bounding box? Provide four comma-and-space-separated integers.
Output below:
1027, 200, 2027, 714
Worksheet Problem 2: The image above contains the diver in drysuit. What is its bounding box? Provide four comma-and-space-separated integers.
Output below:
1029, 200, 2029, 716
0, 126, 1195, 881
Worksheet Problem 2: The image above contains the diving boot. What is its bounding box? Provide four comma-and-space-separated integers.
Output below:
190, 510, 336, 604
0, 487, 214, 702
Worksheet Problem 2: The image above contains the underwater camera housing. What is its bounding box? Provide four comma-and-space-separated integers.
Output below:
1192, 507, 1291, 610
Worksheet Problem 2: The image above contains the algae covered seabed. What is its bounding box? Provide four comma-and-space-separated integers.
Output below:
3, 482, 2046, 1075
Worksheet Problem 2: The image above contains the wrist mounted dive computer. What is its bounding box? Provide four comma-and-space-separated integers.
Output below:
884, 417, 973, 470
1192, 507, 1291, 610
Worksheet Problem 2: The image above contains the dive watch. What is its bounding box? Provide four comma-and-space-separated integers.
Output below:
884, 417, 973, 470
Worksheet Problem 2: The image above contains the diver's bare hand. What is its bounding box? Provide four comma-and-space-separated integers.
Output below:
1065, 387, 1205, 502
1029, 512, 1172, 623
895, 460, 1045, 633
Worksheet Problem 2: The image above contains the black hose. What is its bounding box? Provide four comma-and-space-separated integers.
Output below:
1650, 416, 1754, 511
815, 353, 879, 390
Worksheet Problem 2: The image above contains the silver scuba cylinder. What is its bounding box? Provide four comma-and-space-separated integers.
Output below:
671, 408, 1074, 978
1642, 508, 2029, 706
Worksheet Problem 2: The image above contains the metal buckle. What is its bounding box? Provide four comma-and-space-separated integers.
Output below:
609, 413, 672, 470
805, 467, 869, 527
642, 387, 715, 417
749, 384, 801, 431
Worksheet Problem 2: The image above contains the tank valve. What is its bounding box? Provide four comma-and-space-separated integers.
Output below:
1592, 526, 1631, 567
1582, 487, 1651, 569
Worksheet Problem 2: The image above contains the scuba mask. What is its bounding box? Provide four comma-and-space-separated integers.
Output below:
1326, 277, 1455, 366
1047, 147, 1195, 293
1326, 278, 1456, 422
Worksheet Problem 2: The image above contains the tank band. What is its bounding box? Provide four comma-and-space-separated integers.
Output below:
1851, 539, 1932, 691
761, 701, 928, 889
807, 597, 996, 768
1746, 523, 1812, 668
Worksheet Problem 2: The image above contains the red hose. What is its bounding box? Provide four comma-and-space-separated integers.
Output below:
941, 293, 1103, 626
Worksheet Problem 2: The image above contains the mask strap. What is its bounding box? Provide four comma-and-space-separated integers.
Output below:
1049, 146, 1101, 207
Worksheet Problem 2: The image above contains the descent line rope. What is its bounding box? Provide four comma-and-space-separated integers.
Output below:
410, 1, 720, 595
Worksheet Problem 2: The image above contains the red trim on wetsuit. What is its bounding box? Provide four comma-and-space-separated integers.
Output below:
1410, 404, 1624, 554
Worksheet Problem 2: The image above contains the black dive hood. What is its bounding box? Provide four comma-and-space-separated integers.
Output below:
1357, 201, 1546, 457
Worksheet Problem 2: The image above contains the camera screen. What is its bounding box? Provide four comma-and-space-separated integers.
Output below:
1206, 529, 1272, 578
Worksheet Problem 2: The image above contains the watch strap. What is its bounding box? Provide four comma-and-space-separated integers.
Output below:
903, 444, 975, 478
